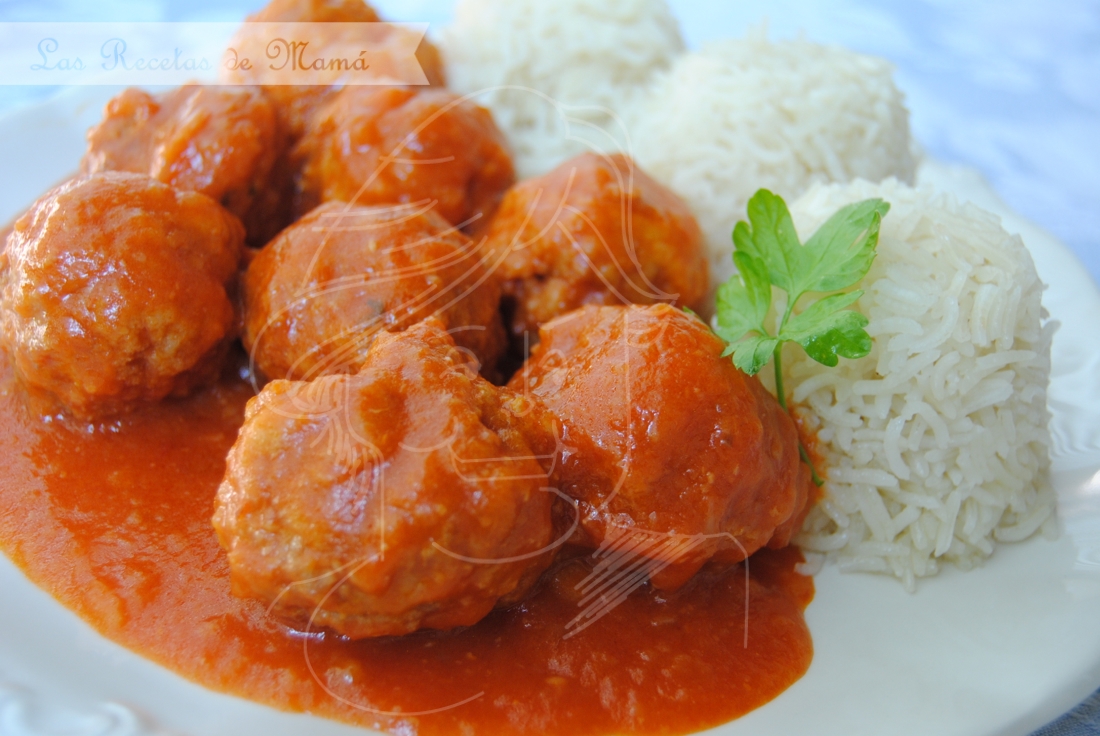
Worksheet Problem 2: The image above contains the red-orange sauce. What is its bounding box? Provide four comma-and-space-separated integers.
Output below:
0, 356, 813, 736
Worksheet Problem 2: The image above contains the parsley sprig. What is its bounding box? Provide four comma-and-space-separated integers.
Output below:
714, 189, 889, 485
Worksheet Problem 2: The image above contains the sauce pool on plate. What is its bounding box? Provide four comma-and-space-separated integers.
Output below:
0, 355, 813, 735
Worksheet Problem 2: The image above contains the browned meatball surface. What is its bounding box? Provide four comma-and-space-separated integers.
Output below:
510, 304, 810, 590
250, 0, 381, 22
243, 201, 506, 382
293, 86, 514, 227
482, 153, 710, 345
82, 85, 286, 246
213, 319, 561, 638
0, 172, 245, 420
224, 0, 446, 141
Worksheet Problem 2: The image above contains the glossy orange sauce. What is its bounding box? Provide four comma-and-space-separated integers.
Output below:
0, 355, 814, 736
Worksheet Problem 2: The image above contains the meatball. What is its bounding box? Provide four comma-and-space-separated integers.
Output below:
223, 0, 446, 141
82, 85, 286, 246
293, 86, 514, 227
0, 172, 244, 420
510, 304, 810, 590
481, 153, 710, 344
243, 201, 507, 382
251, 0, 382, 22
213, 319, 561, 638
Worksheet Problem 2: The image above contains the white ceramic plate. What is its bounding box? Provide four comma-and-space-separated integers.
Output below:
2, 79, 1100, 736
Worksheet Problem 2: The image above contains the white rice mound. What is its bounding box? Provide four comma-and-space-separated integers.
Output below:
440, 0, 683, 179
786, 179, 1056, 590
631, 34, 917, 282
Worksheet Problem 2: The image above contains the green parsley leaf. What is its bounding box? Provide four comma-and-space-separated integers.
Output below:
798, 198, 889, 293
714, 189, 889, 485
732, 190, 802, 294
788, 306, 871, 368
713, 251, 771, 353
779, 290, 866, 343
715, 188, 888, 377
731, 335, 780, 376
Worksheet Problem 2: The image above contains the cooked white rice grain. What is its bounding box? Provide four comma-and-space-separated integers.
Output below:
631, 33, 916, 282
440, 0, 683, 179
786, 179, 1055, 590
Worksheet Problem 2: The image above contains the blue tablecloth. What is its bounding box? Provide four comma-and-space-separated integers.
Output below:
1033, 690, 1100, 736
0, 1, 1097, 734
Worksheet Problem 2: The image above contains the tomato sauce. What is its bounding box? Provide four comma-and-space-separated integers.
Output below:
0, 355, 813, 736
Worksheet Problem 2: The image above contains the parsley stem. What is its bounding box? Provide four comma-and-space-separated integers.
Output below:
773, 343, 787, 411
799, 442, 825, 488
773, 343, 824, 488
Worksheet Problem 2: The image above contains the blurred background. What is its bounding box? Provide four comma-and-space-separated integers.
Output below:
0, 0, 1096, 288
